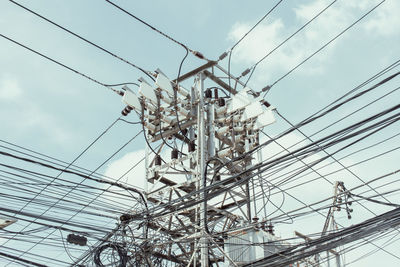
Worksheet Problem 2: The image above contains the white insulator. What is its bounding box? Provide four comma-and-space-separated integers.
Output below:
138, 78, 158, 104
178, 85, 190, 97
241, 101, 263, 122
216, 126, 230, 135
215, 106, 227, 116
162, 115, 176, 125
233, 126, 244, 132
144, 102, 157, 112
155, 69, 174, 96
180, 99, 189, 105
144, 122, 157, 132
227, 89, 252, 114
144, 114, 156, 120
161, 94, 173, 105
233, 114, 241, 122
216, 118, 227, 123
178, 107, 190, 117
254, 109, 276, 130
217, 148, 231, 158
122, 86, 142, 111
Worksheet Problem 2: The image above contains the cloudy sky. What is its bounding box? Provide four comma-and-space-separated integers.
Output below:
0, 0, 399, 266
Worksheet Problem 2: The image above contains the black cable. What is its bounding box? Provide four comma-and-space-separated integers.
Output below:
173, 47, 191, 144
8, 0, 155, 81
225, 0, 285, 88
118, 118, 141, 125
145, 103, 400, 219
0, 251, 48, 267
0, 116, 121, 258
350, 193, 400, 208
0, 151, 140, 193
106, 82, 140, 87
0, 33, 124, 95
242, 0, 337, 85
230, 0, 284, 52
7, 130, 148, 262
104, 0, 207, 60
93, 243, 127, 267
264, 0, 385, 96
0, 139, 143, 191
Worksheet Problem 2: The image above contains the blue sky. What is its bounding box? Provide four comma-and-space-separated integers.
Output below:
0, 0, 399, 266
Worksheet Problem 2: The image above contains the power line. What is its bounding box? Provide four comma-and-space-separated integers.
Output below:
262, 0, 386, 96
6, 130, 146, 264
245, 207, 400, 267
241, 0, 337, 85
228, 0, 285, 53
0, 117, 121, 256
0, 251, 48, 267
0, 33, 126, 95
8, 0, 155, 81
104, 0, 207, 61
225, 0, 285, 91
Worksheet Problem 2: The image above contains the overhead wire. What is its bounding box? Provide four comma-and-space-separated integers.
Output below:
4, 130, 146, 263
241, 0, 338, 85
144, 102, 400, 220
0, 33, 126, 95
0, 116, 122, 260
104, 0, 208, 61
0, 139, 144, 190
223, 0, 285, 90
262, 0, 386, 96
8, 0, 155, 81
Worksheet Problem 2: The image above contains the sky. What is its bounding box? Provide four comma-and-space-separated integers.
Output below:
0, 0, 399, 266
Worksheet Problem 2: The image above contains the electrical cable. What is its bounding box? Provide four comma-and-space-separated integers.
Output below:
0, 251, 48, 267
5, 130, 148, 264
8, 0, 155, 81
0, 33, 126, 95
0, 116, 122, 263
241, 0, 337, 85
263, 0, 385, 96
224, 0, 285, 89
104, 0, 207, 61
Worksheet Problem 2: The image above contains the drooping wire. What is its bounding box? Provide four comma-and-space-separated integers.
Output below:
104, 0, 207, 61
0, 33, 132, 96
0, 116, 121, 254
8, 0, 155, 81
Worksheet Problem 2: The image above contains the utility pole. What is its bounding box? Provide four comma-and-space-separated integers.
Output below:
79, 61, 277, 266
197, 72, 209, 267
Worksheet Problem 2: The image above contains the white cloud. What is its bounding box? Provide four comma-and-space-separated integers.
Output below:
103, 149, 146, 189
227, 0, 398, 85
0, 74, 22, 100
363, 0, 400, 36
0, 74, 73, 144
228, 19, 285, 64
